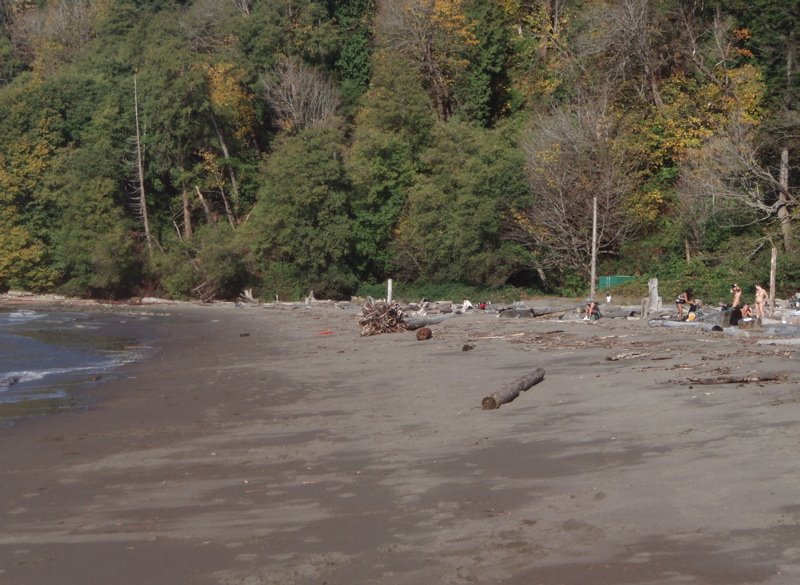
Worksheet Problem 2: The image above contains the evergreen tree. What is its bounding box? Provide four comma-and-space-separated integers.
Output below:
248, 127, 357, 298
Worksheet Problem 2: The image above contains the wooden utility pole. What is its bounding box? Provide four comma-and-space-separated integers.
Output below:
778, 147, 792, 252
590, 195, 597, 300
770, 246, 777, 318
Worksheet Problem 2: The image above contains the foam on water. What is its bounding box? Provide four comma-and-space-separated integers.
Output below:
0, 308, 153, 419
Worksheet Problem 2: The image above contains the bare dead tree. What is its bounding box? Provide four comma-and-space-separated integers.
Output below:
231, 0, 251, 16
567, 0, 668, 109
676, 2, 743, 91
678, 113, 797, 252
50, 0, 95, 48
262, 55, 340, 132
374, 0, 470, 120
10, 0, 98, 63
133, 74, 152, 255
508, 91, 639, 279
611, 0, 665, 108
180, 0, 236, 54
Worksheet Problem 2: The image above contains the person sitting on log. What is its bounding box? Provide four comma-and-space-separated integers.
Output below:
676, 287, 694, 320
584, 299, 601, 320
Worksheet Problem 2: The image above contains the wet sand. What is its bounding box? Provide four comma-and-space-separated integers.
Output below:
1, 300, 800, 584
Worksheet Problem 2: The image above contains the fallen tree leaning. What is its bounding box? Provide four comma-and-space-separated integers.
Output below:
482, 368, 545, 410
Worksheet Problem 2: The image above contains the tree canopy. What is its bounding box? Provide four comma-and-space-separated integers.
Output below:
0, 0, 798, 301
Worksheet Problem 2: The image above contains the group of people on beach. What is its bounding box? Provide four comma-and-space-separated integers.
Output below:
728, 282, 769, 320
676, 283, 769, 322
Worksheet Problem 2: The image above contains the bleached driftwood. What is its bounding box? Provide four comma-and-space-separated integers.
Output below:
498, 308, 537, 318
757, 337, 800, 346
681, 374, 785, 385
606, 351, 652, 361
405, 314, 452, 330
358, 298, 406, 336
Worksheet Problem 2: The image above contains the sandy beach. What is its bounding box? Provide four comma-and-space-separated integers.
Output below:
1, 299, 800, 584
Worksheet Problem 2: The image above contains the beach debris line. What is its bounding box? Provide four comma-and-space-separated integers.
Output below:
672, 373, 786, 385
606, 351, 652, 361
482, 368, 545, 410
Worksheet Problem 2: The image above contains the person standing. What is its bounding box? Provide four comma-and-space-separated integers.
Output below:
754, 283, 768, 319
730, 284, 742, 307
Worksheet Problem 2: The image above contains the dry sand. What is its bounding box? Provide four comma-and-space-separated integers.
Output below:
1, 300, 800, 584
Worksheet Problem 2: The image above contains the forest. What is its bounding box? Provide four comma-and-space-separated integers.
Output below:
0, 0, 798, 303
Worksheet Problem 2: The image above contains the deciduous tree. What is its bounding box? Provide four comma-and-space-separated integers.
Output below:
262, 55, 341, 132
509, 92, 640, 280
375, 0, 476, 120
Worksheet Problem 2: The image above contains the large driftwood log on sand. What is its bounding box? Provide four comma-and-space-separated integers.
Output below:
482, 368, 545, 410
498, 308, 537, 318
600, 308, 640, 319
405, 314, 452, 330
758, 337, 800, 346
681, 374, 785, 385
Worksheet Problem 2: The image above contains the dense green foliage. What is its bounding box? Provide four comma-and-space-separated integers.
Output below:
0, 0, 798, 303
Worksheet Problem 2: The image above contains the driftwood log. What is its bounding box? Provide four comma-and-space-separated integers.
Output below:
600, 308, 640, 319
482, 368, 545, 410
683, 374, 785, 385
405, 314, 452, 330
758, 337, 800, 346
498, 308, 536, 318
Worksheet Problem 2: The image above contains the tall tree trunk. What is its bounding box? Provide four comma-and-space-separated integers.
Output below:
778, 146, 792, 252
182, 189, 193, 240
218, 186, 235, 228
590, 194, 597, 300
770, 246, 777, 318
195, 186, 213, 224
134, 74, 152, 256
778, 28, 795, 253
210, 111, 241, 217
684, 237, 691, 263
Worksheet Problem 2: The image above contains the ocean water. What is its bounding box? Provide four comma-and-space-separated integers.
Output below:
0, 308, 153, 425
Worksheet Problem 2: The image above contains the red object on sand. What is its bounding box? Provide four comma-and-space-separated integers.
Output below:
315, 330, 334, 336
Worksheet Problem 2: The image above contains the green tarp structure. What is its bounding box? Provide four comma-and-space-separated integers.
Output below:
599, 275, 635, 290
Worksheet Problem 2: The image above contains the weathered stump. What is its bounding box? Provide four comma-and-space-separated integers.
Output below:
482, 368, 545, 410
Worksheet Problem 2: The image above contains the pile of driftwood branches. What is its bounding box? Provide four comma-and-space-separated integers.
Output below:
358, 298, 407, 336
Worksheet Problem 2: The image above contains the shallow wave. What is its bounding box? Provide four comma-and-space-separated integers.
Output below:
0, 310, 46, 327
0, 364, 102, 388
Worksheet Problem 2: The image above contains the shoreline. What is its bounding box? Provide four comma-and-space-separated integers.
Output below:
0, 302, 172, 424
1, 300, 800, 584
